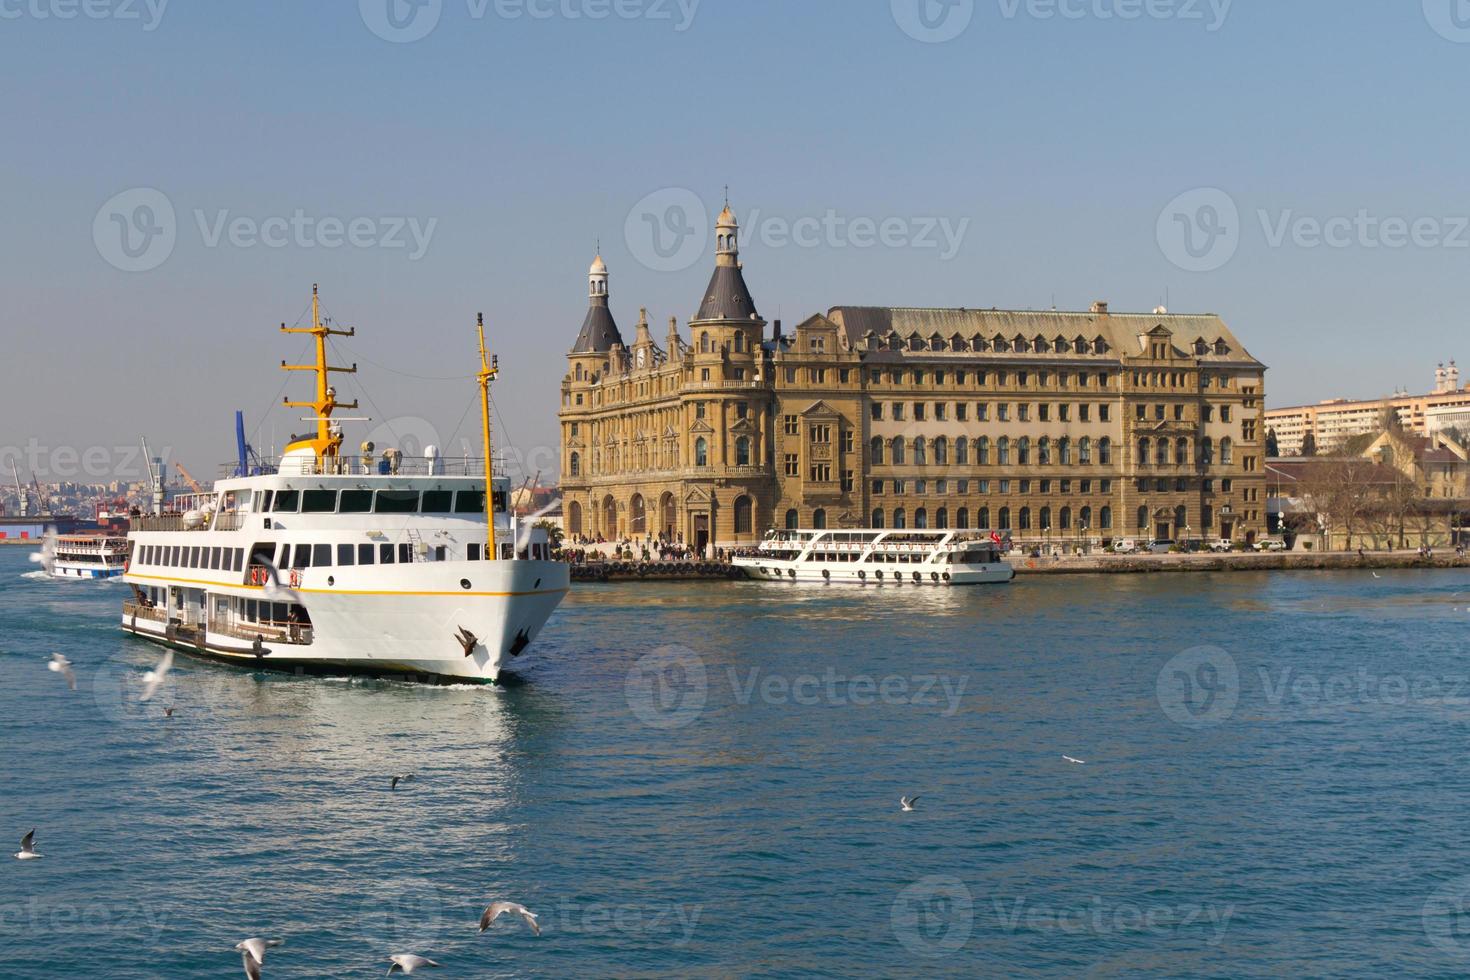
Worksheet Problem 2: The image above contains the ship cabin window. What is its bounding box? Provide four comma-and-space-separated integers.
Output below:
337, 544, 355, 566
273, 490, 300, 513
456, 490, 488, 513
312, 544, 331, 567
422, 491, 454, 513
170, 546, 181, 566
211, 548, 223, 570
379, 543, 395, 564
358, 544, 374, 564
340, 490, 373, 513
302, 490, 337, 514
190, 546, 202, 568
375, 490, 420, 513
400, 543, 413, 563
468, 543, 482, 561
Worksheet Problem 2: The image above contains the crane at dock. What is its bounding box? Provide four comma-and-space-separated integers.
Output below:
8, 459, 27, 518
174, 462, 206, 496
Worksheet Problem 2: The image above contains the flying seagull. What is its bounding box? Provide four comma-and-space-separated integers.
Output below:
235, 938, 283, 980
48, 653, 76, 691
28, 528, 56, 574
900, 796, 919, 812
391, 774, 415, 790
1372, 572, 1382, 579
1063, 756, 1087, 765
164, 706, 176, 718
256, 556, 302, 605
387, 954, 441, 974
14, 829, 41, 860
140, 650, 173, 702
479, 901, 541, 936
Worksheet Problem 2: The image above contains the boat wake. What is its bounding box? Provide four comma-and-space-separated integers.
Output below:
20, 570, 50, 581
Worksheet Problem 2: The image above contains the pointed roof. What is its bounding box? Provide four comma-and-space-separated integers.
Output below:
573, 295, 623, 353
694, 264, 760, 322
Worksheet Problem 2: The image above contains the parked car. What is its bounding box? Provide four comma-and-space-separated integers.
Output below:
1255, 539, 1287, 552
1149, 540, 1175, 555
1114, 539, 1140, 554
1209, 540, 1234, 553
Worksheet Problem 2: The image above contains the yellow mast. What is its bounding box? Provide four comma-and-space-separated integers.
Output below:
477, 313, 500, 559
280, 284, 358, 463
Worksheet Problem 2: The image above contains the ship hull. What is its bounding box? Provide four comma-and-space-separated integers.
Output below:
735, 558, 1014, 586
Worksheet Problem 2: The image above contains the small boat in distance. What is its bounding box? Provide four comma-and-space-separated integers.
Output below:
51, 532, 130, 580
733, 529, 1015, 586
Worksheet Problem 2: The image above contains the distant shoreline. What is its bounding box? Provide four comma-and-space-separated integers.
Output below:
1012, 550, 1467, 575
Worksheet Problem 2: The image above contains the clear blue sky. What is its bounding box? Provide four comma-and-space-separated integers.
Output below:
4, 0, 1470, 484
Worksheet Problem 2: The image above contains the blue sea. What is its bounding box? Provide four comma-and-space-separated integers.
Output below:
3, 545, 1470, 977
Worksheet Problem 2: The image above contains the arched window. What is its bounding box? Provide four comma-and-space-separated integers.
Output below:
603, 495, 618, 536
630, 494, 646, 534
733, 332, 745, 353
977, 437, 990, 466
1220, 437, 1233, 465
1202, 504, 1214, 529
1175, 505, 1188, 536
1039, 506, 1051, 531
1038, 438, 1052, 466
1137, 505, 1149, 530
936, 507, 949, 529
1200, 438, 1214, 465
955, 438, 968, 465
998, 506, 1011, 530
735, 436, 750, 467
1017, 437, 1031, 466
997, 437, 1010, 466
978, 507, 990, 529
812, 508, 827, 530
785, 508, 799, 530
734, 495, 753, 534
1176, 438, 1189, 466
1079, 506, 1091, 529
694, 437, 708, 467
893, 508, 907, 529
700, 332, 711, 353
891, 438, 905, 465
568, 500, 583, 536
870, 436, 884, 464
1155, 439, 1168, 467
913, 438, 927, 466
914, 508, 928, 529
569, 452, 581, 477
1019, 507, 1032, 530
872, 508, 885, 529
1059, 506, 1072, 530
1100, 506, 1112, 530
1079, 437, 1091, 465
1059, 438, 1072, 466
934, 437, 948, 466
1099, 437, 1112, 466
1138, 437, 1151, 466
956, 507, 969, 529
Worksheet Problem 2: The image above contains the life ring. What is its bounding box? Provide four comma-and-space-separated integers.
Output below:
822, 569, 830, 580
943, 572, 951, 582
912, 571, 922, 583
289, 569, 302, 588
931, 572, 940, 582
123, 558, 130, 574
788, 568, 796, 579
858, 570, 866, 580
875, 569, 883, 580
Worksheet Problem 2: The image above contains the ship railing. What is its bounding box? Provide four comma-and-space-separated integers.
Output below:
218, 455, 504, 479
123, 601, 168, 624
215, 621, 313, 646
130, 514, 206, 533
212, 512, 246, 532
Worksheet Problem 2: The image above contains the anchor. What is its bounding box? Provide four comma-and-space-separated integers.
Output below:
455, 626, 479, 658
509, 629, 530, 657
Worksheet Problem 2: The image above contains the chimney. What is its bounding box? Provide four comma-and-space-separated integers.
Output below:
772, 319, 782, 339
1090, 300, 1109, 315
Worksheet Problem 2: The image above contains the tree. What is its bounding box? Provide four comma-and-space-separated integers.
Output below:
1265, 428, 1280, 458
536, 519, 565, 549
1300, 432, 1318, 457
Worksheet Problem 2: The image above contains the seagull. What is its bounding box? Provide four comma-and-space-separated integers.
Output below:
478, 901, 541, 936
28, 528, 56, 574
163, 706, 176, 718
387, 954, 441, 974
1063, 756, 1087, 765
140, 650, 173, 702
14, 829, 41, 860
256, 556, 302, 604
391, 774, 415, 790
899, 796, 919, 812
235, 938, 283, 980
48, 653, 76, 691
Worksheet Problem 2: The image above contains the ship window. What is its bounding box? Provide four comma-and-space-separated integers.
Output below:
399, 543, 412, 563
422, 491, 453, 513
455, 491, 486, 514
379, 543, 395, 564
211, 548, 223, 570
277, 543, 291, 567
340, 490, 373, 513
190, 547, 202, 568
302, 490, 337, 513
313, 544, 331, 567
233, 549, 244, 572
358, 544, 374, 565
260, 491, 273, 512
273, 490, 300, 513
375, 491, 420, 513
468, 543, 482, 561
337, 544, 355, 566
292, 545, 310, 568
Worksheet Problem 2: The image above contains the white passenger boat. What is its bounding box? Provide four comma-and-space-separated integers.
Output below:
119, 288, 569, 684
733, 529, 1015, 586
51, 533, 130, 580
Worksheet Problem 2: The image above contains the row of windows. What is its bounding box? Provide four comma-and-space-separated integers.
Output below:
873, 477, 1115, 497
863, 333, 1112, 356
870, 505, 1116, 532
872, 436, 1114, 467
1136, 437, 1234, 466
872, 401, 1114, 424
262, 488, 498, 515
138, 544, 245, 573
1134, 402, 1234, 423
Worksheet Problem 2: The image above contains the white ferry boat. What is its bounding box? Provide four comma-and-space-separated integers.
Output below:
119, 288, 569, 684
51, 533, 130, 580
734, 529, 1015, 586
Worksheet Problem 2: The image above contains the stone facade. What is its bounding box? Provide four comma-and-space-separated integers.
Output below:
560, 206, 1269, 554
